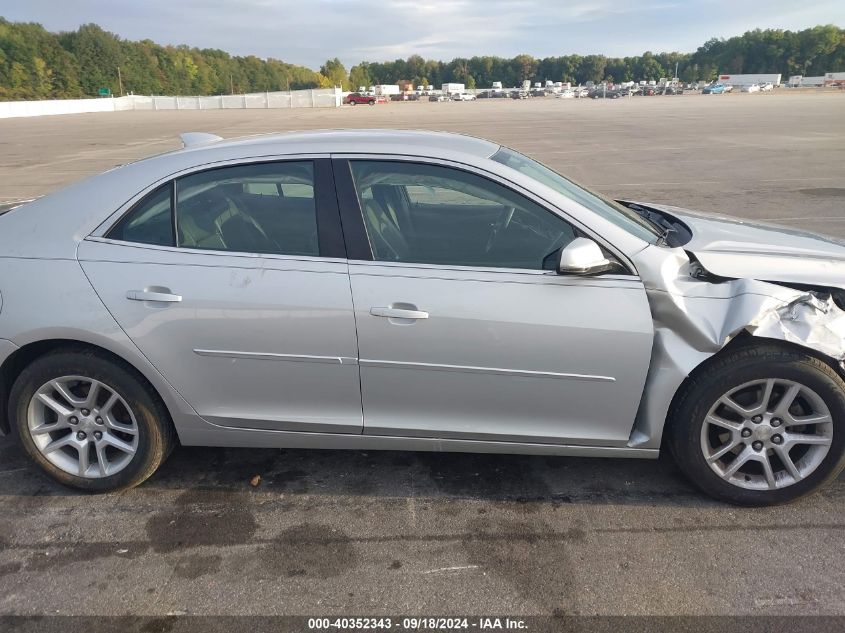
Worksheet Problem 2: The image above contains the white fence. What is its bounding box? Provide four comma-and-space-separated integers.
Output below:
0, 88, 343, 119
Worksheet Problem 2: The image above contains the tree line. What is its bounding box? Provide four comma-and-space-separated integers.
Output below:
1, 18, 843, 101
350, 25, 845, 89
0, 20, 336, 100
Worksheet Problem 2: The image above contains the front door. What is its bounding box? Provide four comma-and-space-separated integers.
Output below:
80, 159, 362, 433
340, 158, 654, 446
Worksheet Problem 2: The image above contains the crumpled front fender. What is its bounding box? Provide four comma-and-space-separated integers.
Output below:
629, 247, 845, 449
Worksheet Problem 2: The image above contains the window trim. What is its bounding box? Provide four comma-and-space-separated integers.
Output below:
169, 180, 178, 248
97, 155, 345, 259
332, 158, 373, 261
333, 155, 637, 276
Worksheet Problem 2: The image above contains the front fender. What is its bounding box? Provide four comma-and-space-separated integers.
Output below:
0, 338, 20, 434
628, 246, 845, 449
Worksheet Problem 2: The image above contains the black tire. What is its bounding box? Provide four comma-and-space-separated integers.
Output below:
9, 348, 175, 492
667, 343, 845, 505
368, 100, 375, 106
348, 100, 356, 106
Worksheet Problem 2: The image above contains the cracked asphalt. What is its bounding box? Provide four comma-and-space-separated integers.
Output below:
0, 92, 844, 617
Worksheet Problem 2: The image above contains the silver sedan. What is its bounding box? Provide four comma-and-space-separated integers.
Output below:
1, 129, 843, 505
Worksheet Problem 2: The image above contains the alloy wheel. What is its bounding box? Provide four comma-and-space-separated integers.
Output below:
27, 375, 139, 478
700, 378, 833, 490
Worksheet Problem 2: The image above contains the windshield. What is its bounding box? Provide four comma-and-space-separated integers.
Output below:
491, 147, 660, 243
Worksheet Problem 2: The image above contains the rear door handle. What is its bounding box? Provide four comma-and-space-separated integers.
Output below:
126, 290, 182, 303
370, 307, 429, 320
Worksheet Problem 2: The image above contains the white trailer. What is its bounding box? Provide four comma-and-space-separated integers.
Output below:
824, 72, 845, 87
492, 81, 503, 91
441, 83, 465, 95
716, 73, 781, 88
790, 75, 824, 87
373, 84, 400, 96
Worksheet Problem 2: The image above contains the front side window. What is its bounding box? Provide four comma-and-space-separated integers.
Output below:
350, 161, 577, 270
108, 161, 319, 257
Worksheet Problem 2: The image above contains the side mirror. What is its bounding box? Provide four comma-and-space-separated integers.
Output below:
558, 238, 616, 276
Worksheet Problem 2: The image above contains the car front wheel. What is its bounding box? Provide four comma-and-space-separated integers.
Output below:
10, 349, 175, 492
668, 343, 845, 505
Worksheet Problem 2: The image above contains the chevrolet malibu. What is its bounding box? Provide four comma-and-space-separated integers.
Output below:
1, 130, 843, 505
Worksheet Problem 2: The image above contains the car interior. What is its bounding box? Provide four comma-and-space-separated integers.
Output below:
352, 164, 577, 270
113, 161, 578, 269
111, 163, 320, 257
176, 180, 319, 256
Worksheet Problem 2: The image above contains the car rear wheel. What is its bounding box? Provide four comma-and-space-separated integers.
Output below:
667, 343, 845, 505
10, 349, 175, 492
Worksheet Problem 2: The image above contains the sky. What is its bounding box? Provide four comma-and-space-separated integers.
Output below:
1, 0, 844, 69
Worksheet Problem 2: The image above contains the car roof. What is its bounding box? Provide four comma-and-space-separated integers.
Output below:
174, 129, 501, 161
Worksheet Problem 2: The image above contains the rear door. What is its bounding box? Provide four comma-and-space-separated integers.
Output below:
335, 157, 654, 446
80, 158, 363, 433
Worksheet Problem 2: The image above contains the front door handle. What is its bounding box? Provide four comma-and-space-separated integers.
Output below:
126, 289, 182, 303
370, 306, 429, 320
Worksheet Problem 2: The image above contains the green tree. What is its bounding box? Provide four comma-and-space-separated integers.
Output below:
320, 57, 348, 89
348, 63, 371, 90
1, 20, 843, 100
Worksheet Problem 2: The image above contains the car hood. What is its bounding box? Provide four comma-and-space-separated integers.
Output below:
639, 202, 845, 290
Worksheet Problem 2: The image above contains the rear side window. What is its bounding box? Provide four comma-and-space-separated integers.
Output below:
107, 184, 174, 246
107, 161, 319, 257
176, 162, 318, 256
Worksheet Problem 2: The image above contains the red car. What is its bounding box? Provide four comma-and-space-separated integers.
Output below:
345, 93, 387, 106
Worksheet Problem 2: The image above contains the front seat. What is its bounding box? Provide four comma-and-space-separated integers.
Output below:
363, 198, 411, 261
218, 213, 277, 254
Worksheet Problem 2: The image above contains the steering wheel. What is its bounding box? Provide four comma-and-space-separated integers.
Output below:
485, 206, 516, 253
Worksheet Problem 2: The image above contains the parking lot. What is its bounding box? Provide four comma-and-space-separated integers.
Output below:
0, 91, 844, 617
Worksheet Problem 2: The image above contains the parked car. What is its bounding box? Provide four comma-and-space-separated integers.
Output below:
345, 93, 386, 106
703, 83, 728, 94
590, 89, 622, 99
742, 84, 761, 93
760, 82, 774, 92
428, 94, 449, 102
2, 129, 844, 506
555, 89, 575, 99
511, 90, 529, 99
451, 93, 477, 101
